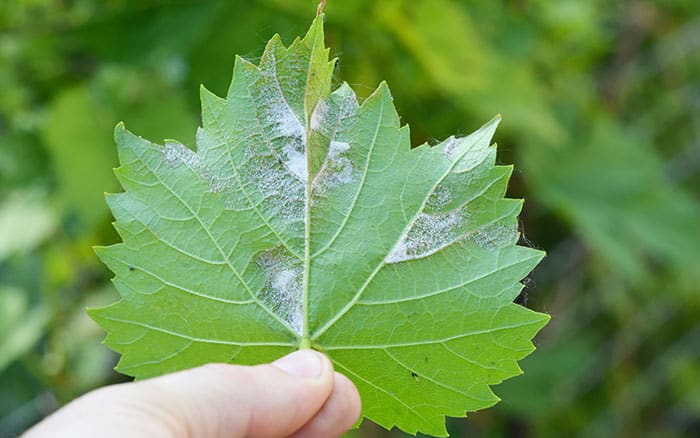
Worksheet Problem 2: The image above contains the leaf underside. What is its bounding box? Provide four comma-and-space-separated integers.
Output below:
90, 16, 549, 437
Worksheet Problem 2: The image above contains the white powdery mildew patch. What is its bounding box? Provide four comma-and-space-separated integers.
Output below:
471, 222, 517, 251
310, 89, 359, 138
245, 147, 305, 221
257, 64, 309, 183
163, 140, 242, 200
238, 65, 307, 220
444, 134, 489, 173
329, 140, 351, 159
163, 141, 202, 170
310, 99, 328, 132
386, 210, 463, 264
427, 185, 453, 211
271, 105, 308, 182
312, 140, 354, 194
271, 103, 305, 140
163, 141, 216, 189
309, 95, 358, 198
207, 176, 237, 194
443, 136, 459, 161
327, 141, 353, 185
282, 142, 307, 181
255, 249, 303, 334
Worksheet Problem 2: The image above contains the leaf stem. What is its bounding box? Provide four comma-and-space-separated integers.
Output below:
299, 337, 311, 349
317, 0, 326, 16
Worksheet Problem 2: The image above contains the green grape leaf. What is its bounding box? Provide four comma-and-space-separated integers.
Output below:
90, 16, 548, 437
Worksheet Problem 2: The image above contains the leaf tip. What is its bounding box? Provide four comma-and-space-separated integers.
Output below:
303, 11, 326, 49
527, 310, 552, 338
266, 33, 284, 50
531, 248, 547, 263
93, 245, 109, 263
371, 81, 393, 103
480, 115, 501, 139
85, 304, 105, 325
114, 121, 127, 141
538, 311, 552, 324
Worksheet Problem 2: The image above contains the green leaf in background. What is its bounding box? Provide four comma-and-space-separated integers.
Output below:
523, 116, 700, 279
0, 190, 56, 261
42, 67, 198, 233
90, 16, 548, 436
0, 286, 49, 374
42, 85, 119, 230
377, 0, 565, 146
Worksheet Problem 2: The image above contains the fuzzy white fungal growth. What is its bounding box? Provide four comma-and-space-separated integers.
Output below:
327, 141, 353, 185
272, 104, 306, 141
207, 176, 236, 194
269, 102, 308, 182
313, 141, 354, 194
472, 222, 517, 251
163, 141, 201, 170
329, 140, 350, 157
163, 140, 242, 197
310, 99, 328, 131
427, 185, 453, 211
254, 61, 308, 184
256, 249, 303, 334
443, 136, 459, 161
245, 144, 305, 221
386, 211, 462, 263
282, 143, 308, 181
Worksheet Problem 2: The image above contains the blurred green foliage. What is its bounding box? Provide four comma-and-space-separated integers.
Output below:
1, 0, 698, 436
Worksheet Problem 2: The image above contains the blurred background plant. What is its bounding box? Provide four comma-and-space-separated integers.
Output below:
1, 0, 699, 436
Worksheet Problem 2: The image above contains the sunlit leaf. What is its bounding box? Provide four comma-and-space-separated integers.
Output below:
90, 16, 547, 436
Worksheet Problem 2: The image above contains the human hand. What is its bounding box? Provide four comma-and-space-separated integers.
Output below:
25, 350, 361, 438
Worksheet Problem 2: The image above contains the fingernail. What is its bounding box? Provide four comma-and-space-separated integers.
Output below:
272, 350, 324, 378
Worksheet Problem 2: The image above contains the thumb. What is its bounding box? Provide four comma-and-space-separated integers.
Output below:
143, 350, 336, 437
26, 350, 348, 438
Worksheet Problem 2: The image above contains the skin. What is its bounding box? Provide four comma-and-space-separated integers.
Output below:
25, 350, 361, 438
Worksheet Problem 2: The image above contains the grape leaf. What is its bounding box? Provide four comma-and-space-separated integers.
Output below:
89, 16, 549, 437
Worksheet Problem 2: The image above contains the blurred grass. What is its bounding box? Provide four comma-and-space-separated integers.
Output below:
1, 0, 699, 436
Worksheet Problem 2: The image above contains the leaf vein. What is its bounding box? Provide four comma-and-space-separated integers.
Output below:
129, 143, 297, 335
99, 315, 294, 347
